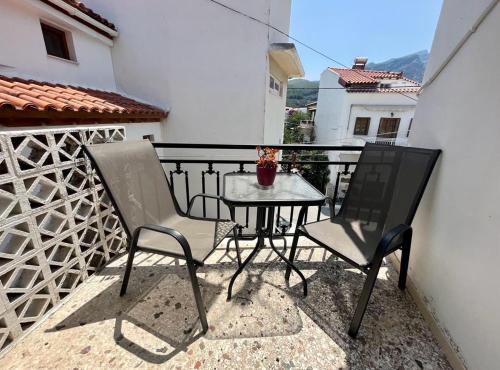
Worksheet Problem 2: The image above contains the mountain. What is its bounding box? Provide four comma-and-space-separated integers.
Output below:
366, 50, 429, 82
286, 79, 319, 108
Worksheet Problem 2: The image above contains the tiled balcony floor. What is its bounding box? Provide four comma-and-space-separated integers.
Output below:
1, 238, 451, 369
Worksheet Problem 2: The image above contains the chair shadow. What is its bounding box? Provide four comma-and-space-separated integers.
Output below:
45, 263, 221, 364
44, 246, 313, 363
288, 255, 442, 368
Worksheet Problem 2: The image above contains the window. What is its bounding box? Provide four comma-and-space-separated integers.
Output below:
379, 83, 391, 89
377, 118, 401, 139
269, 75, 283, 97
354, 117, 370, 135
41, 23, 71, 60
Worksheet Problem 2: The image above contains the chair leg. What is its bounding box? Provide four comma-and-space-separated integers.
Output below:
398, 229, 412, 290
187, 262, 209, 333
348, 261, 382, 338
285, 230, 300, 281
120, 233, 139, 297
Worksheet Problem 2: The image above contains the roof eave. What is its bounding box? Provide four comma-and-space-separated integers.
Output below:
43, 0, 118, 38
269, 43, 305, 78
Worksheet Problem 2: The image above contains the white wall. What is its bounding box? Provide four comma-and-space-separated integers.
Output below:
0, 0, 116, 90
346, 103, 415, 142
121, 122, 164, 141
314, 69, 345, 145
264, 58, 288, 143
408, 1, 500, 369
84, 0, 292, 145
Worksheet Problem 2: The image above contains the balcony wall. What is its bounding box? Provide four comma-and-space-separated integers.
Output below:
0, 126, 127, 352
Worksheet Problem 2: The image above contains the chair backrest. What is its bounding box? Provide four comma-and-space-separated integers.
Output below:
83, 140, 179, 238
339, 143, 441, 234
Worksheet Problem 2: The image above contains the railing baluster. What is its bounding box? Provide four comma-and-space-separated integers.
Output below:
201, 170, 207, 217
216, 170, 220, 219
333, 171, 341, 213
185, 171, 190, 211
154, 143, 363, 238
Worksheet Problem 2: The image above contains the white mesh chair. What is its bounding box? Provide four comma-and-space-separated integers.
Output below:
83, 140, 239, 333
285, 143, 441, 337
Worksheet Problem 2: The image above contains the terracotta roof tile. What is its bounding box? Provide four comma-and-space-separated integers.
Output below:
328, 67, 421, 94
0, 75, 167, 122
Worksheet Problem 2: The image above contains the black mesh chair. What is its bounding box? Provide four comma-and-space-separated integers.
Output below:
285, 143, 441, 337
83, 140, 240, 333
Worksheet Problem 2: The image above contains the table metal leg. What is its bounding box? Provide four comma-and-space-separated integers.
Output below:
227, 206, 309, 299
285, 205, 307, 281
229, 206, 242, 266
267, 207, 307, 296
227, 207, 266, 300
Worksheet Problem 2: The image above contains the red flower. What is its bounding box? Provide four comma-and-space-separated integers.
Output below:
256, 146, 279, 168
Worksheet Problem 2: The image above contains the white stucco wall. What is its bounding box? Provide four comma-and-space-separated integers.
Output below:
346, 103, 415, 144
408, 1, 500, 369
0, 0, 116, 90
263, 58, 288, 144
314, 69, 345, 145
83, 0, 292, 144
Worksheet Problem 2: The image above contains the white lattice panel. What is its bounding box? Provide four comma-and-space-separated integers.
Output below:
0, 126, 126, 352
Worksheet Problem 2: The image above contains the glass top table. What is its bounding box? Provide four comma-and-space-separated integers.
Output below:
222, 173, 326, 207
222, 173, 326, 300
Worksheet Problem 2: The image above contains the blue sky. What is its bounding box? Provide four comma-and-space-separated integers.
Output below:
290, 0, 443, 80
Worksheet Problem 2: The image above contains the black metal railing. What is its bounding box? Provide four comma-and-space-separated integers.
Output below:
153, 143, 363, 238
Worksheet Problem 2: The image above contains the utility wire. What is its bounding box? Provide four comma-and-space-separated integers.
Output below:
205, 0, 418, 102
288, 86, 421, 90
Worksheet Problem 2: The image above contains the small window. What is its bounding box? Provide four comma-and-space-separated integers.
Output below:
407, 118, 413, 137
354, 117, 370, 135
380, 83, 391, 89
269, 76, 275, 90
41, 23, 71, 60
269, 75, 283, 97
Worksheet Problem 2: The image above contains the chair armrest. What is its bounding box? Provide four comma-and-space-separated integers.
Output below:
373, 224, 412, 262
187, 193, 230, 221
134, 224, 194, 262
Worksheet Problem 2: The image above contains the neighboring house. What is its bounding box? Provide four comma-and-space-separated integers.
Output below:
0, 0, 166, 138
314, 57, 420, 196
306, 101, 317, 123
314, 57, 420, 147
81, 0, 304, 145
0, 0, 303, 144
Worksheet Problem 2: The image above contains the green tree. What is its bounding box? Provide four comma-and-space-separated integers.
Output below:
283, 111, 310, 144
282, 111, 330, 192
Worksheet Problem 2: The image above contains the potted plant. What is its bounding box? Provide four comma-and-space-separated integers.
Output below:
256, 146, 279, 186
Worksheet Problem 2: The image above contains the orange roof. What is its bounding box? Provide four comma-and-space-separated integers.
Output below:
328, 68, 421, 93
0, 75, 167, 125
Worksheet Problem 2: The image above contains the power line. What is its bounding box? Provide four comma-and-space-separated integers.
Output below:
205, 0, 418, 102
288, 86, 421, 90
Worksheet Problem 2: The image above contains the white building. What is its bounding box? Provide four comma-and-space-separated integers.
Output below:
314, 58, 420, 147
0, 0, 303, 144
78, 0, 303, 145
314, 58, 420, 196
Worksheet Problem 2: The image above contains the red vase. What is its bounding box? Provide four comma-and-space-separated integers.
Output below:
256, 166, 277, 186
